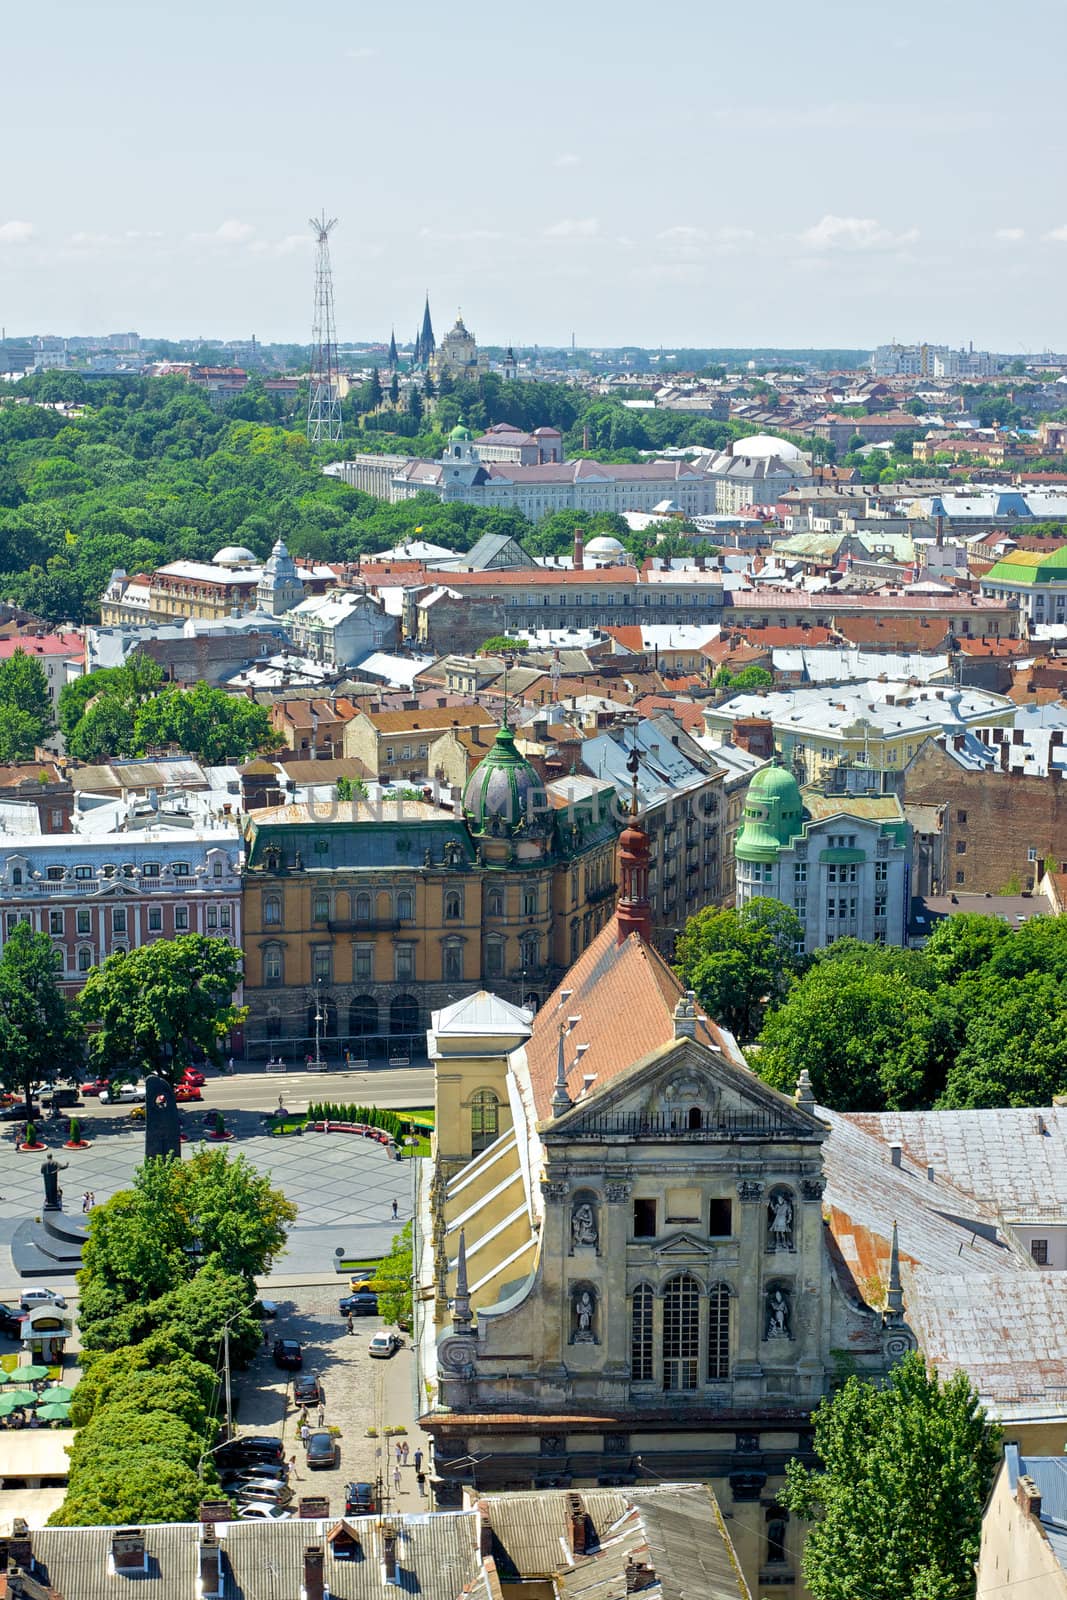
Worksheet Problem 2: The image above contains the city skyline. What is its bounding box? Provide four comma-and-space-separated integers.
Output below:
0, 0, 1063, 348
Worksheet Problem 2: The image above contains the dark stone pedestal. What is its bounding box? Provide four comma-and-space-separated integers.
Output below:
11, 1207, 89, 1279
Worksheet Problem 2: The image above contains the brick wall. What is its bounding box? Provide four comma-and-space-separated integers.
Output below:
904, 739, 1067, 894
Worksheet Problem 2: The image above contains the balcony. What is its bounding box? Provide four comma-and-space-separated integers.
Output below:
328, 917, 401, 933
586, 881, 617, 905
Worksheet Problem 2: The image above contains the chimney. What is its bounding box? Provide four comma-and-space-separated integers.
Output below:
1016, 1475, 1042, 1520
673, 991, 698, 1039
573, 527, 585, 571
199, 1530, 223, 1598
303, 1544, 325, 1600
7, 1522, 31, 1574
626, 1557, 658, 1592
382, 1524, 399, 1585
889, 1142, 903, 1168
568, 1492, 589, 1556
111, 1529, 148, 1574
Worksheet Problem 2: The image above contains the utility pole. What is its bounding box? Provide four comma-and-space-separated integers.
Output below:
307, 211, 343, 447
223, 1323, 233, 1438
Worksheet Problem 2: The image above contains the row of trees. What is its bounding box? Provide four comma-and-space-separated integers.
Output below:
0, 927, 245, 1108
676, 901, 1067, 1111
54, 1150, 295, 1525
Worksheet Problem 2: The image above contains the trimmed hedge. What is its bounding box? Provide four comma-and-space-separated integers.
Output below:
307, 1103, 405, 1140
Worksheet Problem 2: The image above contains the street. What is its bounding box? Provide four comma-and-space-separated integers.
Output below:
67, 1065, 435, 1122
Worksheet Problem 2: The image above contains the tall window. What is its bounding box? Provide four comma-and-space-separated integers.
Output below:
487, 888, 504, 918
49, 911, 63, 935
148, 907, 162, 932
312, 946, 332, 982
313, 893, 330, 922
112, 908, 127, 934
444, 890, 462, 921
175, 907, 188, 931
355, 892, 371, 922
708, 1283, 730, 1380
443, 942, 463, 982
470, 1089, 499, 1154
631, 1284, 653, 1382
484, 939, 503, 979
77, 946, 93, 972
397, 891, 413, 920
263, 945, 283, 985
662, 1274, 699, 1392
76, 908, 91, 935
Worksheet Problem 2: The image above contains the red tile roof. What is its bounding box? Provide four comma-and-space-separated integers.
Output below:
633, 695, 707, 734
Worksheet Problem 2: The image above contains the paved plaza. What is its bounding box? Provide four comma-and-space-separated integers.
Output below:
0, 1115, 414, 1294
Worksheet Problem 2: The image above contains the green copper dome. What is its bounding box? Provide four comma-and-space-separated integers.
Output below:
449, 421, 473, 442
735, 761, 805, 862
463, 725, 549, 839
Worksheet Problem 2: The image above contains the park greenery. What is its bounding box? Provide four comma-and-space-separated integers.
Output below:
77, 934, 246, 1085
375, 1220, 414, 1328
783, 1352, 999, 1600
55, 1149, 296, 1526
710, 663, 773, 693
0, 923, 82, 1107
0, 647, 53, 760
56, 653, 279, 763
677, 901, 1067, 1111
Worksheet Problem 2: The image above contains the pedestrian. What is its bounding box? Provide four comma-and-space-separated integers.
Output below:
300, 1422, 310, 1451
227, 1056, 235, 1075
317, 1403, 325, 1427
413, 1447, 423, 1472
391, 1198, 398, 1220
393, 1464, 401, 1493
89, 1191, 95, 1208
346, 1312, 354, 1335
81, 1192, 89, 1214
288, 1452, 300, 1479
416, 1470, 426, 1497
298, 1408, 309, 1430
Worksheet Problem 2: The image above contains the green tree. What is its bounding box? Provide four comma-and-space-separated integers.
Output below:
408, 384, 423, 426
375, 1219, 413, 1327
367, 368, 383, 409
389, 371, 400, 406
0, 707, 44, 762
71, 1334, 216, 1428
76, 933, 246, 1083
134, 682, 281, 763
712, 664, 773, 693
0, 923, 81, 1107
50, 1455, 205, 1527
674, 898, 804, 1041
783, 1353, 999, 1600
479, 635, 528, 654
0, 646, 53, 750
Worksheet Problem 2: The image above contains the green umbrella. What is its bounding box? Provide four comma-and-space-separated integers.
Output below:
35, 1403, 70, 1422
0, 1390, 37, 1408
0, 1394, 27, 1416
6, 1365, 50, 1383
41, 1385, 74, 1404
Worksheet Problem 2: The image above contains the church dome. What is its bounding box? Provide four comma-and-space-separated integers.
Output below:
731, 434, 806, 462
586, 535, 625, 557
449, 422, 473, 442
213, 545, 258, 568
735, 761, 805, 861
463, 725, 548, 838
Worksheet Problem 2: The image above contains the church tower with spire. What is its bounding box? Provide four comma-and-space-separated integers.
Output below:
417, 294, 435, 369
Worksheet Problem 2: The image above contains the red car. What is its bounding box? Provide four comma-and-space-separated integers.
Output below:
80, 1079, 110, 1097
182, 1069, 206, 1088
174, 1083, 202, 1102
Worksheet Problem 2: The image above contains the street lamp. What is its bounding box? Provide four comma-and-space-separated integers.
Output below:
313, 982, 325, 1070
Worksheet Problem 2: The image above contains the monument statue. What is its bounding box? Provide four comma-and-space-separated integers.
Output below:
571, 1201, 598, 1250
40, 1152, 68, 1211
571, 1287, 597, 1344
144, 1073, 181, 1161
768, 1191, 794, 1251
766, 1287, 791, 1340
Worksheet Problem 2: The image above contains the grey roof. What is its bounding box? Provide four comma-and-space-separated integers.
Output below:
456, 530, 537, 571
1006, 1445, 1067, 1571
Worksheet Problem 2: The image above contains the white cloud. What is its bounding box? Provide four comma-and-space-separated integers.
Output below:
346, 46, 377, 59
213, 219, 255, 244
543, 217, 599, 239
0, 220, 34, 245
800, 214, 919, 252
553, 152, 580, 168
995, 227, 1025, 242
657, 225, 709, 245
1045, 225, 1067, 243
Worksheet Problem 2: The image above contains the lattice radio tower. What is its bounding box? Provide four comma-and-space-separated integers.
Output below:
306, 211, 343, 446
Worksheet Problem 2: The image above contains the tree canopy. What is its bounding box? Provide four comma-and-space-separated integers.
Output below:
674, 898, 805, 1041
76, 933, 246, 1083
783, 1353, 999, 1600
0, 922, 81, 1105
0, 647, 53, 757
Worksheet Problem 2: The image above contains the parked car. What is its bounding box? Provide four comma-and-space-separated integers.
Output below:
215, 1436, 284, 1470
255, 1299, 280, 1319
0, 1303, 26, 1338
19, 1288, 67, 1311
99, 1081, 146, 1105
79, 1079, 109, 1098
272, 1338, 302, 1371
293, 1374, 323, 1406
174, 1084, 202, 1102
234, 1481, 293, 1507
339, 1292, 378, 1317
236, 1503, 292, 1521
0, 1102, 37, 1122
182, 1068, 206, 1088
220, 1467, 288, 1494
345, 1481, 377, 1514
368, 1331, 402, 1359
306, 1430, 338, 1470
43, 1087, 80, 1110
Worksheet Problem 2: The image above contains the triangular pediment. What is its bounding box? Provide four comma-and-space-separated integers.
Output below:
655, 1230, 714, 1258
544, 1035, 826, 1144
89, 879, 137, 898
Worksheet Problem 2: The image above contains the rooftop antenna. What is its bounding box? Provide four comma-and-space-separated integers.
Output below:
306, 211, 343, 447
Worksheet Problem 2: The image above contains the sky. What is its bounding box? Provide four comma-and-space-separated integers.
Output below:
1, 0, 1064, 351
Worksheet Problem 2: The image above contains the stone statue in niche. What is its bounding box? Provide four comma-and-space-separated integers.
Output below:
571, 1287, 597, 1344
765, 1287, 791, 1340
768, 1190, 794, 1251
571, 1201, 598, 1250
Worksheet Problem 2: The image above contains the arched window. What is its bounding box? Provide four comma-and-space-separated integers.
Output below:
631, 1284, 653, 1382
263, 944, 283, 985
520, 933, 539, 971
444, 890, 462, 921
663, 1274, 699, 1392
687, 1107, 703, 1130
313, 892, 330, 922
766, 1516, 788, 1566
263, 895, 282, 927
470, 1089, 499, 1154
390, 994, 419, 1035
708, 1283, 730, 1380
396, 891, 413, 920
349, 995, 378, 1038
77, 946, 93, 973
11, 868, 21, 886
487, 887, 504, 918
354, 892, 371, 922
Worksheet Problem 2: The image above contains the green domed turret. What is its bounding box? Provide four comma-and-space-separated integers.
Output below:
463, 725, 549, 840
449, 420, 473, 442
735, 761, 805, 863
